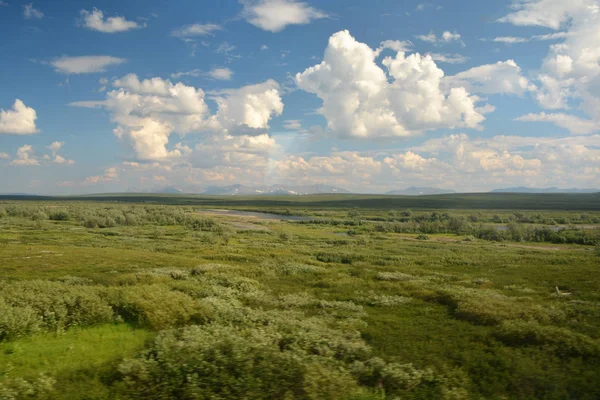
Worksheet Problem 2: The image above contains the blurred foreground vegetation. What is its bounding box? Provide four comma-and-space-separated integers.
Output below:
0, 200, 599, 399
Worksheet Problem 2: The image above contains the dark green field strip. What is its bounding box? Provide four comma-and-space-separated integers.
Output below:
1, 192, 600, 210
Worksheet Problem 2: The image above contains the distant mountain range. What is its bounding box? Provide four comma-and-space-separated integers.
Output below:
125, 184, 350, 196
120, 184, 599, 196
201, 184, 350, 196
491, 187, 600, 194
386, 187, 456, 196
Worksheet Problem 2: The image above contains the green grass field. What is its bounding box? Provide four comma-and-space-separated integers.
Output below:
0, 196, 599, 399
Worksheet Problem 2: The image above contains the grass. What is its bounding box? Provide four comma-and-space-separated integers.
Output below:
0, 199, 599, 399
0, 324, 152, 399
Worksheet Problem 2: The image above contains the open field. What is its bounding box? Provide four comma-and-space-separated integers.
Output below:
0, 196, 599, 399
2, 192, 600, 210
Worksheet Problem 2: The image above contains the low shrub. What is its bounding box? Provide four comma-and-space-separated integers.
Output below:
375, 272, 414, 281
0, 298, 41, 341
0, 375, 55, 400
103, 285, 212, 330
0, 281, 113, 335
118, 324, 364, 400
494, 320, 600, 358
48, 210, 69, 221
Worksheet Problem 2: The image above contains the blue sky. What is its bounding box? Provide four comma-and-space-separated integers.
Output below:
0, 0, 599, 194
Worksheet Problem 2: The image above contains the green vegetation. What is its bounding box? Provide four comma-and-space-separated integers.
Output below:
0, 198, 599, 399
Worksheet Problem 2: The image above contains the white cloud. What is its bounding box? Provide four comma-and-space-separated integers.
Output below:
61, 130, 600, 193
498, 0, 591, 29
213, 42, 241, 61
50, 56, 126, 74
79, 8, 142, 33
23, 3, 43, 19
444, 60, 535, 96
374, 40, 412, 57
516, 112, 599, 134
416, 31, 463, 45
442, 31, 461, 42
98, 77, 109, 92
500, 1, 600, 128
192, 133, 280, 169
416, 32, 436, 43
240, 0, 327, 32
208, 67, 233, 80
260, 44, 269, 50
489, 32, 569, 44
491, 36, 530, 44
84, 167, 119, 184
535, 74, 573, 109
295, 30, 487, 139
283, 119, 302, 130
10, 145, 40, 166
0, 152, 10, 159
0, 99, 38, 135
46, 141, 75, 165
215, 42, 236, 54
171, 69, 203, 79
171, 23, 221, 38
429, 53, 468, 64
47, 141, 63, 153
72, 75, 283, 160
213, 79, 284, 132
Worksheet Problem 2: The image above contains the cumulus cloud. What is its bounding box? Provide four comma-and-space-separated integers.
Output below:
0, 100, 38, 135
516, 112, 599, 134
374, 40, 412, 56
171, 23, 221, 38
271, 130, 598, 191
46, 141, 75, 165
79, 8, 142, 33
65, 130, 600, 193
0, 152, 10, 159
500, 0, 600, 131
240, 0, 327, 32
295, 30, 487, 139
192, 133, 280, 169
50, 56, 126, 74
23, 3, 43, 19
443, 60, 535, 96
213, 80, 283, 134
10, 145, 40, 166
72, 74, 283, 160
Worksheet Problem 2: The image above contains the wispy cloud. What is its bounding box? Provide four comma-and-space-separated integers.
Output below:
23, 3, 43, 19
171, 23, 221, 38
485, 32, 569, 44
171, 67, 233, 80
429, 53, 468, 64
50, 56, 126, 74
416, 31, 464, 46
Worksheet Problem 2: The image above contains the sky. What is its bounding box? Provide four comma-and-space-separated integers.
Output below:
0, 0, 599, 194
